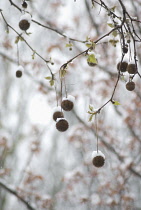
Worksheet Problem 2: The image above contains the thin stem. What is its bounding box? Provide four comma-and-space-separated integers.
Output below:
59, 25, 121, 70
9, 0, 22, 12
8, 0, 86, 43
64, 78, 68, 98
0, 179, 36, 210
0, 11, 51, 67
60, 78, 63, 111
17, 43, 20, 65
54, 82, 58, 106
95, 115, 99, 153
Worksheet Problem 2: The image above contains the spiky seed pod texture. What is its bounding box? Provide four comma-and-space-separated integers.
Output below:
19, 19, 30, 31
92, 151, 105, 168
117, 61, 128, 72
126, 81, 135, 91
61, 100, 74, 111
56, 119, 69, 132
16, 70, 22, 78
53, 111, 64, 121
92, 155, 105, 167
127, 63, 137, 74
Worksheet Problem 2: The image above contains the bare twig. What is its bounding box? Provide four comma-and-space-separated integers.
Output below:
0, 179, 36, 210
8, 0, 86, 43
73, 110, 141, 179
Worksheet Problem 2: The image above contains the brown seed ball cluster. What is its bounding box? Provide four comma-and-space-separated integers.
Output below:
117, 61, 128, 72
56, 119, 69, 132
19, 19, 30, 31
126, 81, 135, 91
53, 111, 64, 121
61, 100, 74, 111
127, 64, 137, 74
92, 156, 105, 168
16, 70, 22, 78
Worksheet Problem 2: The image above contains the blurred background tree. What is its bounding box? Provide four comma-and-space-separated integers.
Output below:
0, 0, 141, 209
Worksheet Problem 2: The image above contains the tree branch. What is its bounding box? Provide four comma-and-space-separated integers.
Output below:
9, 0, 22, 12
73, 110, 141, 179
0, 179, 37, 210
8, 0, 86, 43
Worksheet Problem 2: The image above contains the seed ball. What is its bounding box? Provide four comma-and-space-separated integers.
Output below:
56, 119, 69, 132
126, 81, 135, 91
16, 70, 22, 78
53, 111, 64, 121
22, 2, 28, 8
127, 63, 137, 74
127, 39, 131, 43
122, 46, 128, 54
92, 151, 105, 168
117, 61, 128, 72
61, 100, 74, 111
92, 156, 105, 167
19, 19, 30, 31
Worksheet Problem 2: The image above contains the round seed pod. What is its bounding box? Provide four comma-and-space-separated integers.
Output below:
92, 151, 105, 168
19, 14, 31, 31
52, 106, 64, 121
126, 81, 135, 91
122, 46, 128, 54
22, 1, 28, 8
16, 70, 22, 78
16, 65, 24, 78
56, 118, 69, 132
117, 61, 128, 72
61, 100, 73, 111
61, 95, 75, 111
53, 111, 64, 121
127, 63, 137, 74
127, 39, 131, 43
19, 19, 30, 31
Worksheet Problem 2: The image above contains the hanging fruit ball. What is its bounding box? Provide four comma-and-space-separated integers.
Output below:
126, 81, 135, 91
127, 63, 137, 74
117, 61, 128, 72
92, 151, 105, 168
22, 1, 28, 8
127, 39, 131, 44
52, 106, 64, 121
61, 95, 75, 111
16, 70, 22, 78
56, 118, 69, 132
16, 65, 24, 78
122, 45, 128, 54
19, 14, 31, 31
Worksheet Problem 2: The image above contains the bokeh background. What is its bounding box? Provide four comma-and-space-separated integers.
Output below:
0, 0, 141, 209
